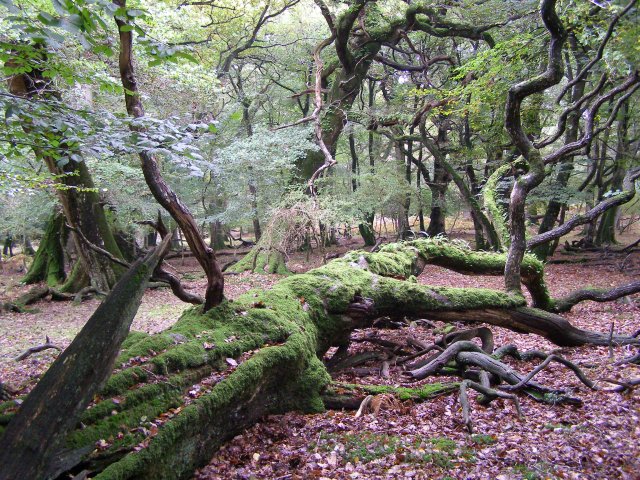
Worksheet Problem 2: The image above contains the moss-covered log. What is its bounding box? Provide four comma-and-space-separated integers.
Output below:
228, 247, 290, 275
1, 239, 636, 480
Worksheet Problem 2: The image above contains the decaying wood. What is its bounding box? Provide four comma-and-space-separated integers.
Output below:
459, 380, 523, 433
15, 336, 62, 361
2, 239, 637, 480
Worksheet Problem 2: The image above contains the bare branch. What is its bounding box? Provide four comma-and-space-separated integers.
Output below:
65, 224, 130, 269
544, 74, 640, 165
554, 281, 640, 313
15, 336, 62, 361
528, 167, 640, 248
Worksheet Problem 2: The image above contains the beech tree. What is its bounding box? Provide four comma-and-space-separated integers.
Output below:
1, 1, 639, 479
6, 49, 126, 292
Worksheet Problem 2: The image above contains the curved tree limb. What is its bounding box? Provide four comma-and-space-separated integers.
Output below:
554, 281, 640, 313
115, 0, 224, 310
527, 167, 640, 249
15, 336, 62, 361
503, 0, 567, 294
66, 224, 131, 269
556, 0, 638, 102
501, 354, 597, 391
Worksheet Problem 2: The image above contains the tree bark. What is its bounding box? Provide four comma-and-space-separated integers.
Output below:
7, 59, 125, 292
0, 235, 171, 480
426, 156, 450, 237
22, 212, 66, 286
503, 0, 566, 295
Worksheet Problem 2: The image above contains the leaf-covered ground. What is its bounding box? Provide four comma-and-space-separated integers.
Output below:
0, 243, 638, 480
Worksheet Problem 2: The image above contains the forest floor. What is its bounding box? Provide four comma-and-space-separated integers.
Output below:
0, 232, 639, 480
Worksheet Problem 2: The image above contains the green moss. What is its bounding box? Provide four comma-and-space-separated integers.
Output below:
22, 213, 66, 286
292, 356, 331, 413
116, 335, 172, 365
471, 434, 497, 445
85, 367, 211, 425
120, 331, 149, 350
335, 382, 459, 401
483, 164, 512, 247
67, 393, 182, 450
64, 237, 558, 478
103, 367, 149, 396
228, 248, 291, 275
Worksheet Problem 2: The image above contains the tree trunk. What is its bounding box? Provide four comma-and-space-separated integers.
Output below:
146, 230, 157, 247
533, 34, 587, 260
209, 220, 226, 250
348, 133, 376, 246
0, 236, 171, 480
7, 58, 125, 292
595, 102, 629, 246
426, 156, 450, 237
115, 2, 224, 310
416, 150, 426, 233
22, 213, 66, 286
358, 216, 376, 246
22, 236, 35, 256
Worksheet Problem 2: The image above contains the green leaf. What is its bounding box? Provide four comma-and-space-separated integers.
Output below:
127, 9, 145, 17
177, 51, 198, 63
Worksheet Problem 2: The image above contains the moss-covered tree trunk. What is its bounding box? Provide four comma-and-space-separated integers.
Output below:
426, 157, 450, 237
22, 212, 66, 286
2, 239, 634, 480
358, 215, 376, 246
8, 60, 125, 293
0, 235, 171, 480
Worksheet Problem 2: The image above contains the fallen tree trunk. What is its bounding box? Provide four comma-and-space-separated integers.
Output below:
0, 239, 636, 479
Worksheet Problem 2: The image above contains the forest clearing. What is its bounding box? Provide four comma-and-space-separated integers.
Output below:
1, 0, 639, 478
1, 224, 639, 479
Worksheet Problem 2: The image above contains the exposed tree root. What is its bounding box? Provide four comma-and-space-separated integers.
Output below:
500, 354, 596, 391
327, 350, 384, 373
1, 285, 106, 312
437, 327, 495, 353
601, 378, 640, 393
459, 380, 523, 433
407, 339, 585, 402
615, 351, 640, 366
